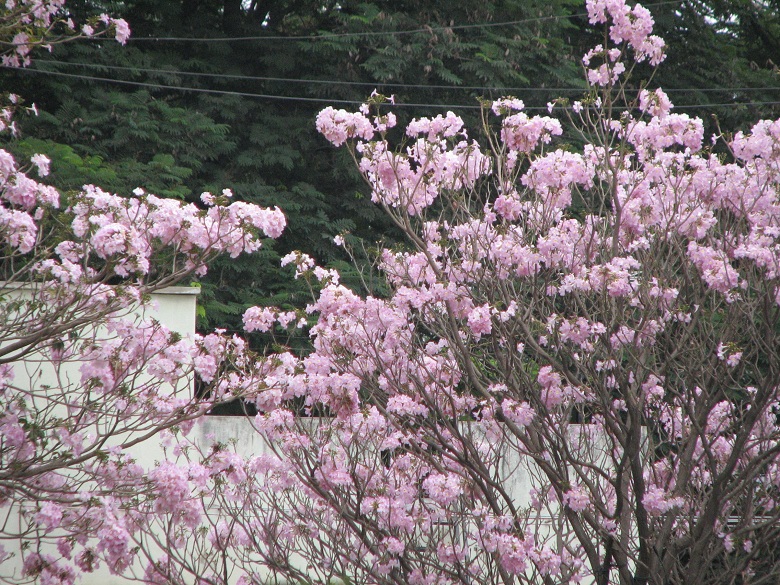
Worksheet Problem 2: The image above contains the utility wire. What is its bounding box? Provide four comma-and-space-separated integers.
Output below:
7, 66, 780, 112
32, 60, 587, 92
30, 59, 780, 95
121, 0, 685, 43
3, 66, 477, 109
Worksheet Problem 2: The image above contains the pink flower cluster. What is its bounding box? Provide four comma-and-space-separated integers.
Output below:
356, 132, 491, 216
315, 107, 375, 146
642, 486, 684, 516
2, 143, 285, 286
499, 110, 562, 154
586, 0, 666, 65
405, 111, 465, 141
1, 2, 130, 67
317, 104, 490, 216
639, 88, 673, 117
64, 184, 285, 277
242, 305, 299, 333
521, 150, 595, 209
10, 1, 780, 585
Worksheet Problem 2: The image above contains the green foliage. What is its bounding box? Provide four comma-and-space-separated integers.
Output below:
15, 73, 234, 199
642, 0, 780, 133
10, 138, 119, 189
296, 0, 583, 112
4, 0, 779, 346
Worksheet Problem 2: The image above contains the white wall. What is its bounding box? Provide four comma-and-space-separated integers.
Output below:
3, 286, 595, 585
1, 286, 200, 585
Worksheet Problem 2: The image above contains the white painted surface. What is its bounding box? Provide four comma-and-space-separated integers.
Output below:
2, 286, 201, 585
3, 286, 600, 584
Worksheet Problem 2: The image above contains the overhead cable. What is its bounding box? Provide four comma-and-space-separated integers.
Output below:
30, 59, 780, 96
7, 66, 780, 112
33, 60, 587, 92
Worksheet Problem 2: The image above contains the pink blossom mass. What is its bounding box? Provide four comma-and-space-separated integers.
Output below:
4, 1, 780, 585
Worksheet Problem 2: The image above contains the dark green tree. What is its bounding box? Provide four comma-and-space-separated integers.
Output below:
3, 0, 584, 335
644, 0, 780, 132
4, 0, 779, 342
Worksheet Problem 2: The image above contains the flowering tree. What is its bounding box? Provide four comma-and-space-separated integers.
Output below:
0, 129, 286, 581
5, 1, 780, 584
0, 0, 129, 68
0, 5, 287, 582
129, 1, 780, 585
0, 136, 290, 579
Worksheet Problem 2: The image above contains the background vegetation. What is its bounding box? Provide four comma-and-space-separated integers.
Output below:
3, 0, 779, 338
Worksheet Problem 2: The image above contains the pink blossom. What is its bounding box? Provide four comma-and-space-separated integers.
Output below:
149, 461, 191, 514
491, 97, 525, 115
437, 541, 467, 564
31, 153, 50, 176
501, 112, 562, 153
688, 242, 740, 293
36, 501, 64, 530
532, 547, 563, 577
383, 537, 405, 555
97, 518, 132, 574
243, 306, 276, 332
193, 354, 218, 383
281, 251, 314, 277
495, 533, 531, 574
12, 32, 30, 56
112, 18, 130, 44
522, 150, 595, 209
537, 366, 562, 391
422, 473, 462, 505
0, 207, 37, 252
405, 111, 464, 141
316, 107, 374, 146
467, 304, 492, 337
717, 342, 743, 367
500, 399, 535, 427
91, 222, 130, 258
639, 88, 673, 117
562, 486, 590, 512
386, 395, 429, 418
57, 538, 73, 560
642, 486, 683, 516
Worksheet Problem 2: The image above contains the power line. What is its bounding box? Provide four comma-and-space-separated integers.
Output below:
120, 0, 685, 43
7, 66, 780, 112
3, 66, 478, 109
33, 60, 587, 93
31, 59, 780, 96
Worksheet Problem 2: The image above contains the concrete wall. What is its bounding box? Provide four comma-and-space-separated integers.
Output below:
3, 286, 594, 584
2, 286, 200, 585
